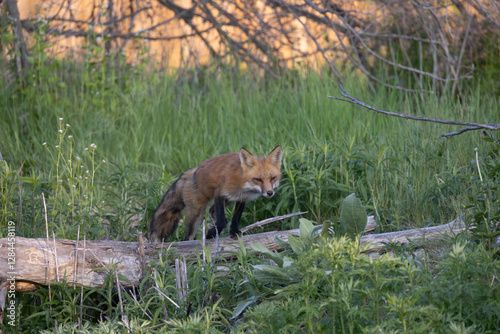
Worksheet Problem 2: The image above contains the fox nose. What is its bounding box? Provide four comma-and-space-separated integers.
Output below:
266, 190, 274, 197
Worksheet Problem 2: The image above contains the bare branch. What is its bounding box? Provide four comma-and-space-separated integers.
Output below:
328, 84, 500, 138
4, 0, 499, 91
241, 211, 308, 234
440, 127, 486, 139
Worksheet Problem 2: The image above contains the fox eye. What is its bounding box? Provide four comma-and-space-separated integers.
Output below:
253, 178, 263, 183
270, 176, 277, 182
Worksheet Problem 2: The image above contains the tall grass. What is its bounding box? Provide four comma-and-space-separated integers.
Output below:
2, 62, 496, 173
1, 51, 500, 333
1, 59, 497, 237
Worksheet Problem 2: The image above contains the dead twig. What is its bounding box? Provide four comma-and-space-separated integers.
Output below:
328, 84, 500, 138
241, 211, 308, 234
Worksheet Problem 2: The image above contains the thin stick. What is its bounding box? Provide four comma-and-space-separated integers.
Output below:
441, 126, 486, 139
130, 288, 153, 320
328, 84, 500, 138
41, 193, 53, 313
115, 271, 128, 326
152, 286, 180, 308
17, 162, 23, 231
241, 211, 308, 233
52, 231, 60, 283
202, 219, 206, 263
42, 193, 50, 242
153, 269, 169, 317
474, 148, 483, 182
214, 227, 219, 254
74, 225, 80, 289
182, 260, 188, 304
175, 259, 182, 302
87, 250, 110, 273
79, 235, 86, 329
137, 232, 146, 278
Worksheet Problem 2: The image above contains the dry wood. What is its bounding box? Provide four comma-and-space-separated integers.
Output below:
0, 215, 467, 292
328, 84, 500, 138
12, 1, 498, 91
240, 211, 308, 233
4, 0, 30, 79
359, 217, 465, 253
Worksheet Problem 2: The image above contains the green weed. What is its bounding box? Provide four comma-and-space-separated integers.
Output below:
2, 40, 500, 333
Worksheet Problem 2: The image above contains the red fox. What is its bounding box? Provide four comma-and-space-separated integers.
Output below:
149, 146, 283, 242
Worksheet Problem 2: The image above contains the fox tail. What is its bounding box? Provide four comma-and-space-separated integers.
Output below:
149, 178, 186, 242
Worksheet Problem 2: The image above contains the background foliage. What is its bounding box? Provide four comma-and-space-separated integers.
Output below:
1, 1, 500, 332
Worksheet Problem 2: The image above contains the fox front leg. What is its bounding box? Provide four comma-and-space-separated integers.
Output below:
206, 197, 228, 239
229, 201, 245, 238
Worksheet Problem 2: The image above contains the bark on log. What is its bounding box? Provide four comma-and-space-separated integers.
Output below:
0, 216, 465, 292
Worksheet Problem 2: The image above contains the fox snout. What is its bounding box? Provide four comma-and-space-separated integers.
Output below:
263, 190, 275, 198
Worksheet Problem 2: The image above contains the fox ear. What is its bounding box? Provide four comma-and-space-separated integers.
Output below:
267, 145, 283, 166
240, 147, 256, 168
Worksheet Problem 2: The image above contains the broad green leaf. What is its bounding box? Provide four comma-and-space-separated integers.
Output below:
299, 218, 315, 239
339, 193, 367, 238
252, 264, 294, 284
232, 296, 257, 318
287, 235, 304, 254
251, 243, 284, 267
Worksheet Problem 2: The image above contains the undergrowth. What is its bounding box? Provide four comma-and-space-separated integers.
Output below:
17, 222, 500, 333
1, 34, 500, 333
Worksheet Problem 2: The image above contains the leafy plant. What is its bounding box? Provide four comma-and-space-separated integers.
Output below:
321, 192, 367, 239
465, 135, 500, 248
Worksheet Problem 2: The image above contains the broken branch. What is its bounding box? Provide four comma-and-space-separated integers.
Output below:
328, 84, 500, 138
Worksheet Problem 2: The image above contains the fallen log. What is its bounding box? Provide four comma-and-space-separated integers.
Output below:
0, 216, 465, 293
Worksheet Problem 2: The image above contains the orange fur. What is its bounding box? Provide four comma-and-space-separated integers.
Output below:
149, 146, 283, 241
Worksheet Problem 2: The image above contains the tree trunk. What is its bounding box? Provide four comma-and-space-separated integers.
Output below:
4, 0, 30, 79
0, 216, 465, 293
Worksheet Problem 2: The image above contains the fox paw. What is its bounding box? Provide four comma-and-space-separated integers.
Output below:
229, 230, 242, 239
206, 227, 220, 239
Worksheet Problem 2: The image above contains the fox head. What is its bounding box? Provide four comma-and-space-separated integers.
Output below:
240, 145, 283, 198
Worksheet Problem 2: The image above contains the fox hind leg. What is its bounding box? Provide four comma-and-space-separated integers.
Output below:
183, 204, 207, 241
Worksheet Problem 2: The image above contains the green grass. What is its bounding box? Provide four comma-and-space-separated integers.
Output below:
1, 56, 500, 333
1, 60, 498, 238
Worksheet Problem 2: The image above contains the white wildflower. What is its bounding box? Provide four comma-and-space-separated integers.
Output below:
42, 142, 46, 146
59, 117, 64, 121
